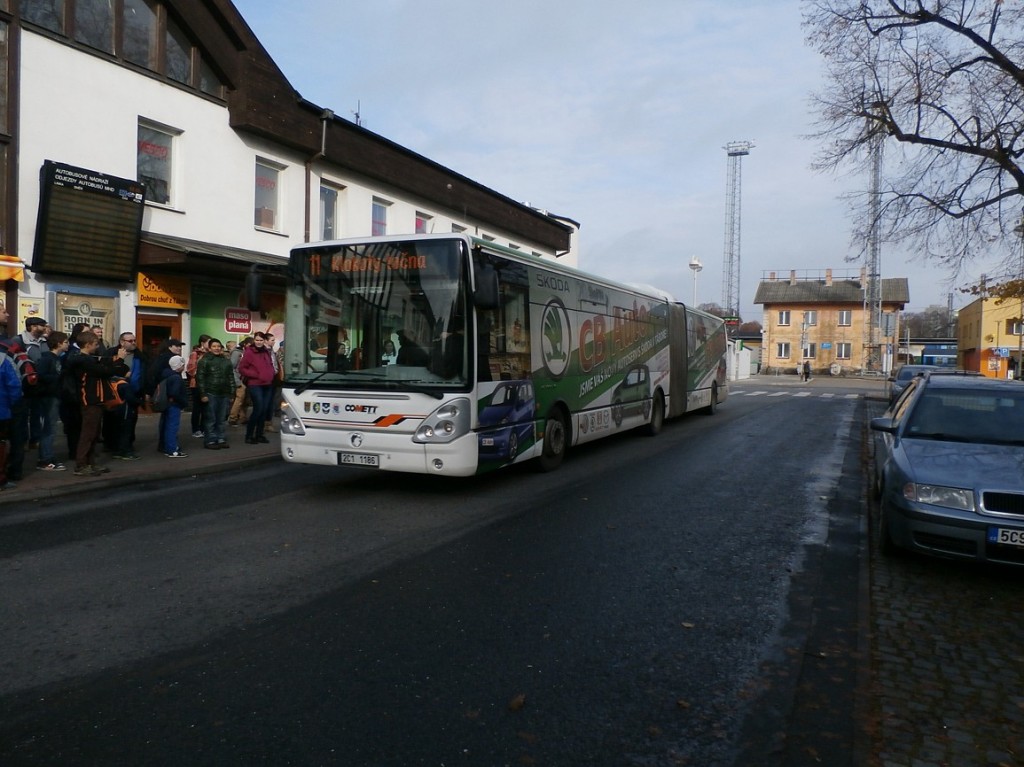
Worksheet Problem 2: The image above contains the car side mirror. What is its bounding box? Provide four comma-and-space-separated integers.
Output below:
870, 417, 897, 434
245, 270, 263, 312
473, 265, 499, 310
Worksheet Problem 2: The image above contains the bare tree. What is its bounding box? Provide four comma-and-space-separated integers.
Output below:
804, 1, 1024, 283
902, 304, 954, 337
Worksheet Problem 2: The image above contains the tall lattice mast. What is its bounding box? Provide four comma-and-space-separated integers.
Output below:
722, 141, 754, 319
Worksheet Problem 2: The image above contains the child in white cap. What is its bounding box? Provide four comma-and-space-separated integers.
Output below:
158, 354, 190, 458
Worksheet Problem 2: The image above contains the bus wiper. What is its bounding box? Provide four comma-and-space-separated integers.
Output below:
384, 380, 444, 399
295, 371, 443, 399
294, 370, 345, 394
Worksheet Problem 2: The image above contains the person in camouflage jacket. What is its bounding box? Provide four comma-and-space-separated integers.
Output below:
195, 338, 235, 449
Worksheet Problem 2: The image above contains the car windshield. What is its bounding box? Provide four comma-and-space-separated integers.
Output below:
904, 390, 1024, 445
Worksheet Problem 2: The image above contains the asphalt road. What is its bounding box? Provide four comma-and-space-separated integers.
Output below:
0, 385, 867, 766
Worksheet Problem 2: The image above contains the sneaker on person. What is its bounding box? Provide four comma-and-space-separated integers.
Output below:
113, 452, 141, 461
74, 466, 101, 477
0, 480, 16, 490
89, 465, 111, 474
192, 431, 204, 438
37, 462, 67, 471
166, 451, 189, 458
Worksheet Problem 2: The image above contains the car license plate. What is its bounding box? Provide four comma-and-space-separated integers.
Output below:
987, 527, 1024, 547
338, 452, 379, 468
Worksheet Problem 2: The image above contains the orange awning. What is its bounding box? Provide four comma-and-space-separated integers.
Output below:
0, 254, 24, 282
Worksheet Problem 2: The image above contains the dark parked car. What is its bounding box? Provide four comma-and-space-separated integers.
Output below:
871, 372, 1024, 564
887, 364, 941, 402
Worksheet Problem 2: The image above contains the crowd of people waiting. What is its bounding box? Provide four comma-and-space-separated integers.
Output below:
0, 303, 284, 491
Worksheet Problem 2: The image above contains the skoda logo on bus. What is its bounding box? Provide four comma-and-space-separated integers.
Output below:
540, 297, 571, 379
350, 434, 363, 448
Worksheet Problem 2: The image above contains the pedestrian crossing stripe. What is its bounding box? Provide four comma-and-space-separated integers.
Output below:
731, 390, 861, 399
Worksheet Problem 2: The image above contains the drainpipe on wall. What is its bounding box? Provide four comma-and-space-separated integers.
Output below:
304, 109, 334, 244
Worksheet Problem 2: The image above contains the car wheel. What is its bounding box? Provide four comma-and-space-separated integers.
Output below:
612, 399, 623, 427
507, 430, 518, 461
877, 496, 900, 556
536, 410, 568, 472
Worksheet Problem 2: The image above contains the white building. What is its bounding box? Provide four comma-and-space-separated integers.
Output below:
2, 0, 577, 352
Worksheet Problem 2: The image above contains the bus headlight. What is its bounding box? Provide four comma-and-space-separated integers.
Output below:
413, 398, 471, 444
279, 405, 306, 436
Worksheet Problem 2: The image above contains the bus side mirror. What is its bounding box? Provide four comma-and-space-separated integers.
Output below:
245, 270, 263, 312
474, 265, 499, 310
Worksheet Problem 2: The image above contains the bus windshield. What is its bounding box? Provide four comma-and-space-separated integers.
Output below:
283, 238, 470, 390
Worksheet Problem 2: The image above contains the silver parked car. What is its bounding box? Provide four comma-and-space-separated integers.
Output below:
871, 372, 1024, 564
887, 364, 941, 403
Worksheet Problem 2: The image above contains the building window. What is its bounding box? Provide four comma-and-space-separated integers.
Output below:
838, 310, 852, 326
24, 1, 64, 33
319, 184, 340, 240
802, 343, 817, 359
198, 58, 223, 97
415, 212, 432, 234
165, 15, 191, 85
123, 0, 158, 69
75, 0, 114, 53
777, 342, 791, 359
778, 310, 791, 326
804, 310, 817, 326
837, 342, 851, 359
137, 121, 176, 206
452, 224, 466, 234
371, 198, 390, 236
255, 159, 282, 230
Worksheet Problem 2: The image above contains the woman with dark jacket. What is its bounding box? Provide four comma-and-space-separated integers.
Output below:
236, 331, 276, 445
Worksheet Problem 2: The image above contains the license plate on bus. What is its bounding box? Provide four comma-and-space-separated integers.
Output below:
338, 452, 379, 468
987, 527, 1024, 547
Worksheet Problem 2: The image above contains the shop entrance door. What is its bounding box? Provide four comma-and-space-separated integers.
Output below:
137, 314, 181, 360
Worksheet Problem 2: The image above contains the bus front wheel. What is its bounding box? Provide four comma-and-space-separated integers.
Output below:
536, 411, 568, 472
642, 393, 664, 436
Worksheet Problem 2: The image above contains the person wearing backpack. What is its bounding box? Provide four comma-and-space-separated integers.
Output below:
20, 317, 47, 451
0, 352, 22, 490
102, 331, 146, 461
158, 355, 190, 458
65, 331, 125, 477
34, 331, 68, 471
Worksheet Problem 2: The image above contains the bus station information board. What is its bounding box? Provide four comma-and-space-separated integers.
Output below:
32, 160, 146, 282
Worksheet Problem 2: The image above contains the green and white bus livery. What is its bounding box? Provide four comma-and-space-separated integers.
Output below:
271, 234, 727, 476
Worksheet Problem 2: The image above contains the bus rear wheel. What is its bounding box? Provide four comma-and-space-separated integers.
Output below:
536, 411, 568, 472
701, 384, 718, 415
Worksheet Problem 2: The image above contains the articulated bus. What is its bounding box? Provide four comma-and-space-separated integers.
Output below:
266, 233, 727, 476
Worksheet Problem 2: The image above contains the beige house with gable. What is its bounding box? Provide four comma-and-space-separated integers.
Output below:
755, 269, 910, 376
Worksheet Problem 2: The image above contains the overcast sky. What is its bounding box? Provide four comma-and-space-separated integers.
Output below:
235, 0, 1001, 321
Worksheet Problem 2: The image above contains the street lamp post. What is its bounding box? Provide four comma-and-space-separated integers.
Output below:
688, 256, 703, 307
1016, 214, 1024, 379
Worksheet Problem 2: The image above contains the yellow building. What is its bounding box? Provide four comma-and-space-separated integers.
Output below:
754, 269, 909, 375
957, 296, 1024, 378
